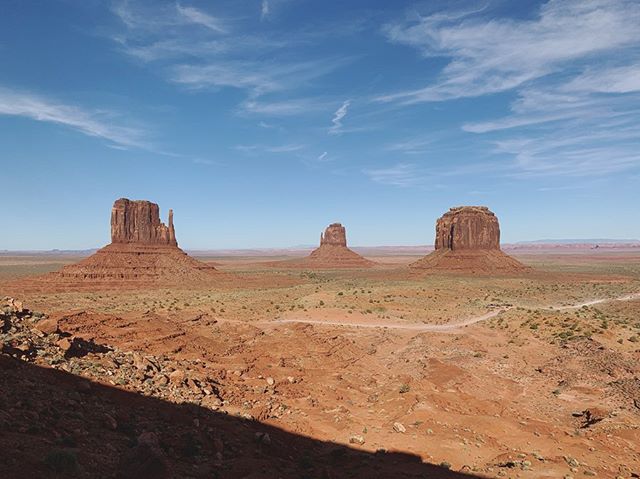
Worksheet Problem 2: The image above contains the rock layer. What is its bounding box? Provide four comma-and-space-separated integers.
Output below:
412, 206, 526, 273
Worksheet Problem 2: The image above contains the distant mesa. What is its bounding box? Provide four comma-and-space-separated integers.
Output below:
411, 206, 527, 273
26, 198, 219, 288
276, 223, 375, 269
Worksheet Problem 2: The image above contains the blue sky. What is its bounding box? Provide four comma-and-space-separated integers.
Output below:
1, 0, 639, 249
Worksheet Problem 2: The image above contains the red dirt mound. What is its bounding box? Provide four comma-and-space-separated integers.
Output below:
411, 206, 527, 273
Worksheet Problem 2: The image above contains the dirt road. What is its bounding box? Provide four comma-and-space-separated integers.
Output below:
267, 291, 640, 332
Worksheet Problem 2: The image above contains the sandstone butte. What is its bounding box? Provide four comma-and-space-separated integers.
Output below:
411, 206, 527, 273
25, 198, 218, 288
277, 223, 375, 269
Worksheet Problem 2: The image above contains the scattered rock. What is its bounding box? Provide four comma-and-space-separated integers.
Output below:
169, 370, 185, 385
581, 408, 607, 428
393, 422, 406, 433
56, 338, 72, 353
349, 434, 365, 445
34, 317, 59, 335
254, 432, 271, 445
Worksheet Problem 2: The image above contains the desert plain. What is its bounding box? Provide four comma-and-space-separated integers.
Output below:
2, 238, 640, 478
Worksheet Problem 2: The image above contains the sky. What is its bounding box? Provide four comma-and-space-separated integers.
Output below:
1, 0, 639, 250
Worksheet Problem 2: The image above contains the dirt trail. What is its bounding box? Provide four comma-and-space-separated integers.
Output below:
266, 291, 640, 332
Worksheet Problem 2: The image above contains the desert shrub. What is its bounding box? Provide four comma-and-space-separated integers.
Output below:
44, 449, 78, 474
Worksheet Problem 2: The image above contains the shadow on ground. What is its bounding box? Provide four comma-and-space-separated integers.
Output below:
0, 355, 483, 478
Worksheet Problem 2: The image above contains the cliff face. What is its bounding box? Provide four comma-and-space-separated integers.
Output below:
435, 206, 500, 251
320, 223, 347, 247
110, 199, 177, 247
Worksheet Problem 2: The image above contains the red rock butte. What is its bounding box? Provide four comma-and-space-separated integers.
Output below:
411, 206, 527, 273
275, 223, 375, 269
110, 198, 177, 246
24, 198, 218, 288
300, 223, 374, 268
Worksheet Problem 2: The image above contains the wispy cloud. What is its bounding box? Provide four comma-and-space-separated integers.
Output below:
463, 83, 640, 177
379, 0, 640, 103
329, 100, 351, 134
192, 157, 219, 166
234, 143, 305, 154
176, 4, 227, 33
376, 1, 640, 179
385, 136, 434, 154
363, 163, 423, 187
112, 0, 227, 33
171, 59, 345, 98
261, 0, 270, 20
317, 151, 328, 161
110, 1, 350, 117
563, 64, 640, 94
240, 97, 329, 116
0, 86, 148, 150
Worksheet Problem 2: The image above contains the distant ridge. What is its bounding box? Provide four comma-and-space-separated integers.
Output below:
514, 239, 640, 244
2, 240, 639, 256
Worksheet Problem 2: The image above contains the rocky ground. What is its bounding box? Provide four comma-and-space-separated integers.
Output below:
0, 299, 470, 478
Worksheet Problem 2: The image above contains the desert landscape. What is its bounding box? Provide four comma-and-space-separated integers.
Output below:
1, 199, 639, 478
2, 2, 639, 478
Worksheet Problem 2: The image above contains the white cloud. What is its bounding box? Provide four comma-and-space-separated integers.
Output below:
563, 64, 640, 94
110, 1, 350, 118
375, 1, 640, 178
234, 143, 305, 154
261, 0, 270, 20
329, 100, 351, 134
112, 1, 227, 33
317, 151, 328, 161
0, 86, 147, 149
192, 158, 218, 165
385, 136, 434, 154
171, 58, 348, 98
380, 0, 640, 103
364, 163, 422, 187
461, 81, 640, 177
176, 4, 227, 33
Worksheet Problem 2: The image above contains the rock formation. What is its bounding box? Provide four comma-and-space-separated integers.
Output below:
25, 199, 218, 288
434, 206, 499, 251
276, 223, 375, 269
320, 223, 347, 247
411, 206, 526, 273
110, 198, 177, 246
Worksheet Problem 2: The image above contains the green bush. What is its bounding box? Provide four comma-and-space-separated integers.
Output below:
44, 449, 78, 474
